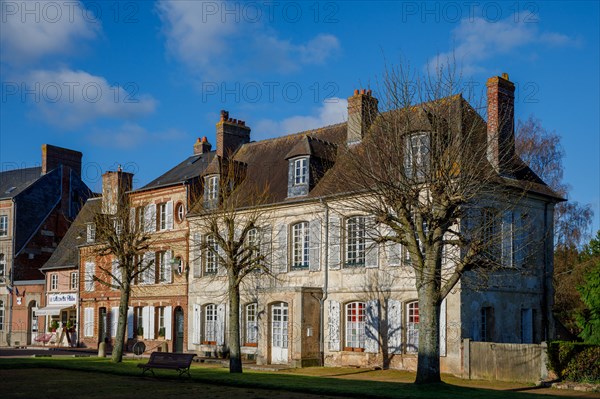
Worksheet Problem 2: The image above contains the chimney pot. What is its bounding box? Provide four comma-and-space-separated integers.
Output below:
354, 89, 359, 96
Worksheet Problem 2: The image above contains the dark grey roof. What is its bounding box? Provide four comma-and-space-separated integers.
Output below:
41, 198, 101, 271
0, 167, 42, 199
138, 152, 216, 191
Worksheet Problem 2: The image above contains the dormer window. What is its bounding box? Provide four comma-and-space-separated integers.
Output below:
207, 176, 219, 200
404, 132, 430, 180
86, 223, 96, 243
294, 158, 308, 185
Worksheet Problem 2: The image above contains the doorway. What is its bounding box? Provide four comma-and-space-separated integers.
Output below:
174, 307, 184, 353
270, 302, 288, 364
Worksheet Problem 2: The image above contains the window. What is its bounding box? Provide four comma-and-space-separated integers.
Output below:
135, 206, 145, 231
50, 274, 58, 291
113, 218, 123, 236
246, 228, 261, 271
480, 307, 494, 342
292, 222, 309, 269
176, 202, 185, 223
84, 261, 95, 291
345, 302, 366, 350
205, 236, 218, 274
156, 307, 165, 337
245, 303, 258, 345
86, 223, 96, 243
406, 301, 419, 352
482, 208, 500, 261
204, 304, 217, 343
135, 307, 144, 336
0, 253, 5, 278
70, 272, 78, 290
157, 251, 169, 283
293, 158, 308, 185
0, 215, 7, 236
405, 132, 430, 179
207, 176, 219, 201
157, 203, 167, 230
346, 216, 365, 267
0, 300, 4, 331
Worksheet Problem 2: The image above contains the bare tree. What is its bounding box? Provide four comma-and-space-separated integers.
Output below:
88, 176, 154, 363
339, 64, 536, 383
190, 157, 273, 373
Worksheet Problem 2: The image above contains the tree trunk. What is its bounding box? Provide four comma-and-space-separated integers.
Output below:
415, 276, 441, 384
111, 283, 130, 363
228, 272, 243, 373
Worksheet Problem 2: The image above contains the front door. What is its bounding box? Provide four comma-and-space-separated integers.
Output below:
271, 302, 288, 364
174, 307, 184, 353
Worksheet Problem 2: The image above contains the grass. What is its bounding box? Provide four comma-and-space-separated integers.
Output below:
0, 357, 579, 399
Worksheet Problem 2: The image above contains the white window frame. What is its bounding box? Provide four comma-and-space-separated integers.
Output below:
345, 301, 366, 349
346, 216, 365, 267
205, 236, 218, 274
157, 203, 167, 231
405, 132, 430, 179
157, 306, 165, 336
292, 222, 310, 269
207, 176, 219, 201
293, 158, 308, 185
87, 223, 96, 243
70, 272, 78, 290
0, 253, 5, 277
245, 303, 258, 345
135, 307, 144, 336
157, 251, 167, 283
84, 261, 95, 292
406, 301, 419, 353
176, 202, 185, 223
204, 304, 217, 343
50, 274, 58, 291
0, 215, 7, 236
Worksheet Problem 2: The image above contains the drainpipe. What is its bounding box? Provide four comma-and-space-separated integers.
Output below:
541, 201, 549, 342
319, 199, 329, 366
7, 198, 17, 346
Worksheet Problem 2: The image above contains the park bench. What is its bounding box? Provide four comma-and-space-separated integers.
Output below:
137, 352, 197, 378
33, 333, 53, 346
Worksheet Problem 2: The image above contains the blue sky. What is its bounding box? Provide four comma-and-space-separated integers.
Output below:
1, 1, 599, 232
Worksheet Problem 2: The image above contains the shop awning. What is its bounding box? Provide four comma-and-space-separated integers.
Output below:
35, 305, 73, 316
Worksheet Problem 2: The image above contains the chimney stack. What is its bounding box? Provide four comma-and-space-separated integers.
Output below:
101, 170, 133, 215
216, 110, 251, 158
194, 136, 212, 155
487, 73, 515, 174
347, 89, 378, 145
41, 144, 82, 176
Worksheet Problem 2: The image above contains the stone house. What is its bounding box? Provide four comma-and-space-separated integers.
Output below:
186, 74, 561, 375
0, 145, 90, 347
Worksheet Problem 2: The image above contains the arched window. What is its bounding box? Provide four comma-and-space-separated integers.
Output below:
345, 302, 366, 350
291, 222, 309, 269
406, 301, 419, 353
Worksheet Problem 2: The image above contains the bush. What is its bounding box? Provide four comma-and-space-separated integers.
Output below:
548, 341, 600, 383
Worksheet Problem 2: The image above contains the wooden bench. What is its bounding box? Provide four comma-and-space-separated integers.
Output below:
137, 352, 197, 378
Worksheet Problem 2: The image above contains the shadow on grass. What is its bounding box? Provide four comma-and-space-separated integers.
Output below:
0, 358, 567, 399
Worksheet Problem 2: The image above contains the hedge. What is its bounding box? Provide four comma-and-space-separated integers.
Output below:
547, 341, 600, 383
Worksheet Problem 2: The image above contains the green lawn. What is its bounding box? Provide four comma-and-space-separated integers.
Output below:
0, 358, 579, 399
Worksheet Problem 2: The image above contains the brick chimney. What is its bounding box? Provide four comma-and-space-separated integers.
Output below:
347, 89, 378, 145
194, 136, 212, 155
101, 168, 133, 215
487, 73, 515, 174
42, 144, 82, 176
216, 110, 251, 158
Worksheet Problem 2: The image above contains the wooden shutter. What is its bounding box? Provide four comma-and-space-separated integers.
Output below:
328, 217, 341, 270
365, 300, 380, 353
148, 306, 155, 339
165, 306, 173, 340
143, 252, 154, 284
216, 304, 225, 346
142, 306, 150, 339
110, 307, 119, 337
84, 307, 94, 337
166, 201, 174, 230
129, 207, 136, 230
309, 219, 321, 272
439, 298, 447, 356
276, 224, 288, 273
328, 300, 340, 351
387, 299, 402, 354
85, 261, 95, 292
165, 250, 173, 283
192, 232, 201, 278
514, 210, 525, 267
127, 307, 134, 339
192, 304, 201, 344
260, 225, 272, 271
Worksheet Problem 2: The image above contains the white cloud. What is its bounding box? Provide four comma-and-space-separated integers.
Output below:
427, 12, 578, 75
0, 0, 100, 66
156, 1, 340, 78
253, 98, 347, 140
25, 69, 157, 128
87, 123, 186, 149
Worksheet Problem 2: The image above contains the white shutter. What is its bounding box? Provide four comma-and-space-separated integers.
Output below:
192, 232, 201, 278
309, 219, 321, 271
85, 261, 95, 292
127, 307, 134, 339
145, 204, 156, 232
129, 207, 136, 230
143, 252, 154, 284
165, 306, 173, 340
216, 304, 225, 345
365, 300, 380, 353
165, 250, 173, 283
365, 218, 379, 268
192, 304, 201, 344
111, 307, 119, 337
148, 306, 155, 339
514, 210, 525, 267
328, 300, 340, 351
142, 306, 150, 339
502, 210, 514, 267
387, 299, 402, 354
166, 201, 174, 230
112, 258, 120, 288
439, 299, 447, 356
84, 307, 94, 337
276, 224, 288, 273
328, 217, 341, 270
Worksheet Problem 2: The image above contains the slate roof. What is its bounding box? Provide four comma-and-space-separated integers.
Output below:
0, 167, 42, 199
41, 198, 101, 271
138, 152, 216, 192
